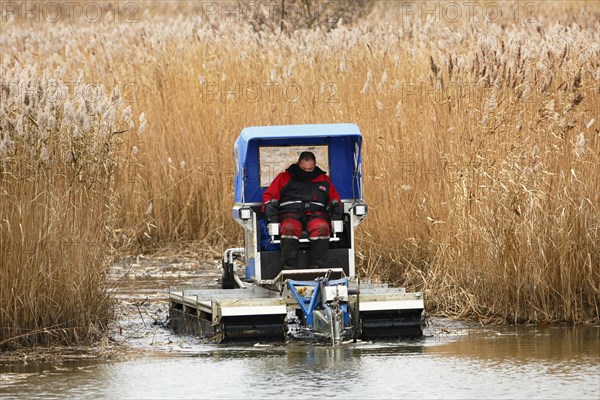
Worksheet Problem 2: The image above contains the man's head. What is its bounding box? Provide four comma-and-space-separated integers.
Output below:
298, 151, 316, 173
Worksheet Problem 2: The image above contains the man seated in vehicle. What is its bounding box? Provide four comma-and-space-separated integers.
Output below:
262, 151, 343, 269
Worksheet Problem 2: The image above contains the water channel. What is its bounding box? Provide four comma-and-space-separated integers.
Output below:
1, 256, 598, 399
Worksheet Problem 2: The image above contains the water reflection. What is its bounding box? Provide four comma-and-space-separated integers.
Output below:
429, 324, 600, 364
1, 325, 598, 399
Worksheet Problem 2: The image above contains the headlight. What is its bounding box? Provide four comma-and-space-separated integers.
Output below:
353, 204, 367, 216
239, 207, 252, 220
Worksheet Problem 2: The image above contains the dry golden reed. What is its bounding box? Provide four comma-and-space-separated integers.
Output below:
0, 67, 133, 348
1, 1, 599, 347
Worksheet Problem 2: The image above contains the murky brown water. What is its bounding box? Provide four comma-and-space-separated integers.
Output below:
1, 256, 599, 399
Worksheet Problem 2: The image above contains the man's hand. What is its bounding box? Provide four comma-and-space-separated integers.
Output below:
329, 200, 343, 220
265, 200, 280, 222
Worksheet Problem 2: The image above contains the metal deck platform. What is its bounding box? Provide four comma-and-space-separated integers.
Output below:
169, 269, 424, 342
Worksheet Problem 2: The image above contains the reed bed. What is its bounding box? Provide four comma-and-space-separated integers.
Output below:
0, 66, 135, 347
1, 1, 598, 347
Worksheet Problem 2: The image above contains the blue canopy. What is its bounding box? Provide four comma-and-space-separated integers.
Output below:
234, 124, 364, 203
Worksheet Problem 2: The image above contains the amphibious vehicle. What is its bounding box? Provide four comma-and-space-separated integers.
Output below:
169, 124, 424, 344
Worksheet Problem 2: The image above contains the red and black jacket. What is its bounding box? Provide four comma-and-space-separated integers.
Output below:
263, 164, 341, 218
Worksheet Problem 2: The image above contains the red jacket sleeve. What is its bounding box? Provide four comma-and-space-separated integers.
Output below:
262, 171, 290, 206
324, 175, 341, 203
